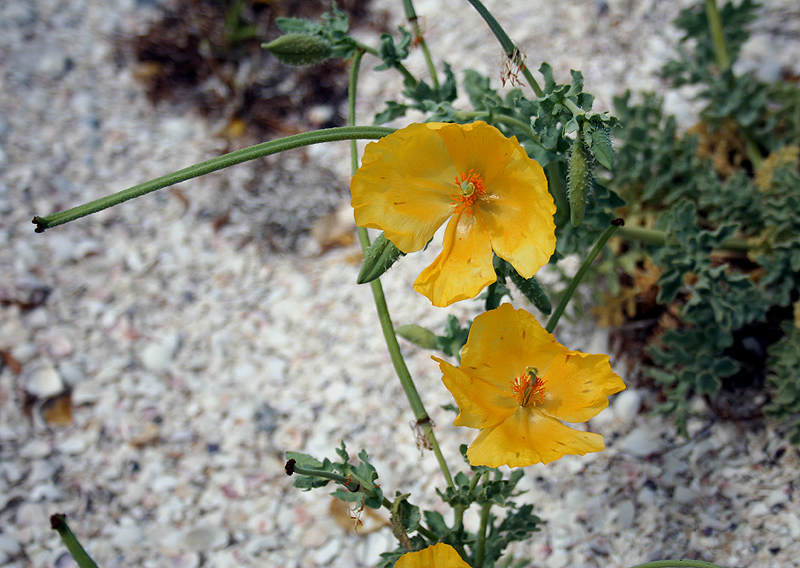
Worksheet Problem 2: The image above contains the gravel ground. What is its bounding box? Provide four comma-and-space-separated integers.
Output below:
2, 1, 800, 567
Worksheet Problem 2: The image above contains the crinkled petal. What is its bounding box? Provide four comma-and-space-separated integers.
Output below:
429, 121, 520, 186
395, 543, 472, 568
413, 213, 495, 307
481, 146, 556, 278
434, 356, 517, 430
467, 407, 605, 468
539, 351, 626, 423
458, 303, 564, 391
350, 123, 457, 253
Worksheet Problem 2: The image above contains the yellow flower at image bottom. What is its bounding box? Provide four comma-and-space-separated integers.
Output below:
350, 121, 556, 307
395, 543, 472, 568
435, 303, 626, 468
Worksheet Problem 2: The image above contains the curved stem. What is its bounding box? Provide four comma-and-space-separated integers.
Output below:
456, 111, 538, 139
348, 52, 454, 489
546, 221, 622, 334
465, 0, 543, 97
402, 0, 439, 89
33, 126, 395, 232
50, 514, 100, 568
353, 38, 418, 88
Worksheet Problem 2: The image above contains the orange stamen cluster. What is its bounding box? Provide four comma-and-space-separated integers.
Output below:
452, 169, 486, 216
510, 367, 546, 407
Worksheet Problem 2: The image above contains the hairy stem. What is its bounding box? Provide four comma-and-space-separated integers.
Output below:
33, 126, 394, 232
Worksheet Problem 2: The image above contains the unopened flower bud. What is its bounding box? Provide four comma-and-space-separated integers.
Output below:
357, 232, 405, 284
262, 33, 332, 66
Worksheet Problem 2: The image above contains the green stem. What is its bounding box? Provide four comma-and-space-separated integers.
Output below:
353, 37, 418, 87
616, 225, 750, 253
703, 1, 762, 168
456, 111, 537, 138
50, 514, 100, 568
465, 0, 543, 97
347, 52, 453, 489
468, 470, 483, 493
349, 50, 366, 173
631, 561, 726, 568
291, 465, 365, 488
416, 524, 439, 542
402, 0, 440, 89
546, 221, 622, 334
521, 66, 543, 97
474, 502, 492, 568
365, 263, 453, 488
563, 98, 586, 117
704, 0, 730, 71
33, 126, 395, 232
452, 470, 484, 528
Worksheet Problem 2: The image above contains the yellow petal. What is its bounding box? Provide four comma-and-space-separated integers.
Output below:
428, 121, 520, 186
458, 304, 563, 391
481, 146, 556, 278
539, 351, 626, 423
466, 407, 605, 468
395, 543, 472, 568
350, 123, 457, 253
434, 356, 517, 430
413, 212, 495, 307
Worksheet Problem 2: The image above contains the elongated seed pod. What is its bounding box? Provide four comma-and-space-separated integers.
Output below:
568, 132, 592, 228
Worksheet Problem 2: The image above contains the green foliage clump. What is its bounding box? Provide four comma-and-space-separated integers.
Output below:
609, 1, 800, 436
765, 322, 800, 444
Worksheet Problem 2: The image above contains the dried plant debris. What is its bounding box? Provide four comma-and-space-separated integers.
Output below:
125, 0, 378, 138
117, 0, 382, 251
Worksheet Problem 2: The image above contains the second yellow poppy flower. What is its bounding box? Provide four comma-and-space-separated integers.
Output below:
435, 303, 626, 468
350, 121, 556, 307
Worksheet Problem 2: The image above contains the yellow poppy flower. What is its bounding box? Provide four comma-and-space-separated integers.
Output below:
350, 121, 556, 307
395, 543, 472, 568
434, 303, 625, 468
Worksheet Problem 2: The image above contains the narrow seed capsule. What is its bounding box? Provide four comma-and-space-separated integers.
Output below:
262, 33, 333, 66
568, 132, 592, 228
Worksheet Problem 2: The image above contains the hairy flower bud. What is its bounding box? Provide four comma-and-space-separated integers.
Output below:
262, 33, 332, 66
357, 232, 405, 284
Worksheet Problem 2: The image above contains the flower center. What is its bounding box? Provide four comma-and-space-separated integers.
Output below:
452, 169, 486, 216
510, 366, 546, 407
